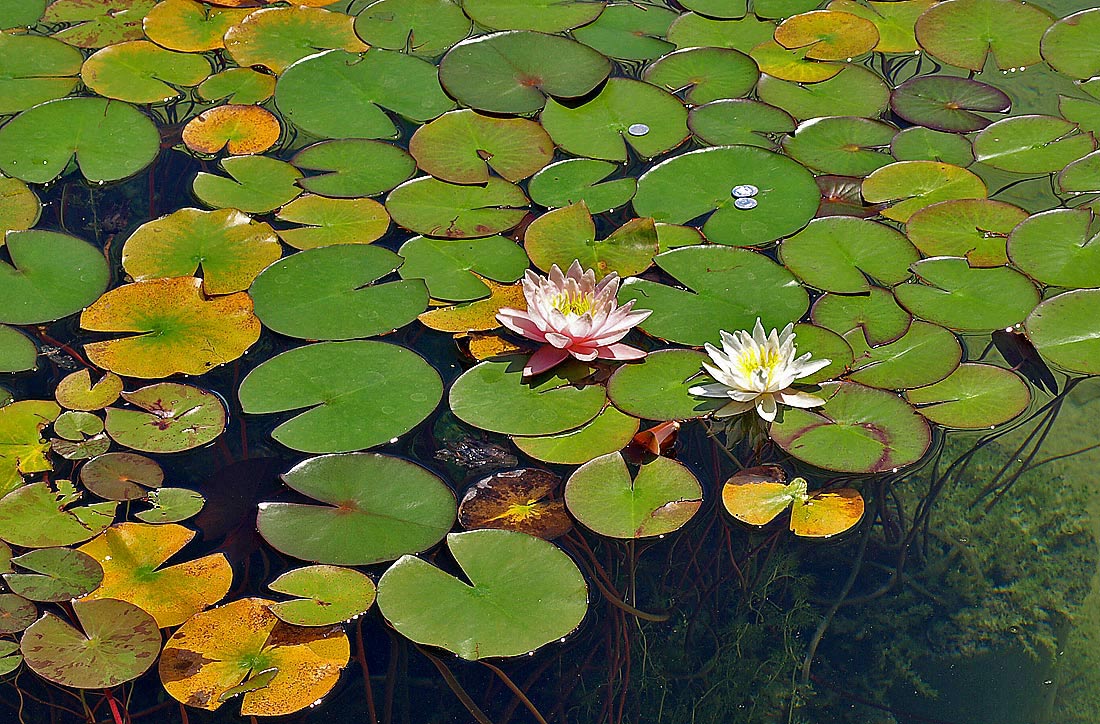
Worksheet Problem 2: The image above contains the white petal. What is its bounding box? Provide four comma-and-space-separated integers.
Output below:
755, 394, 778, 422
713, 400, 755, 418
689, 383, 732, 398
777, 389, 827, 409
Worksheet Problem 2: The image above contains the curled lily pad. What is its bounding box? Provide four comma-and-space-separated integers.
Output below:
79, 522, 232, 627
81, 277, 261, 378
0, 401, 60, 496
688, 99, 795, 148
276, 196, 390, 250
774, 10, 880, 61
80, 452, 163, 501
905, 363, 1030, 429
905, 199, 1027, 267
386, 176, 529, 238
43, 0, 157, 48
104, 383, 227, 454
462, 0, 604, 32
890, 76, 1010, 133
0, 33, 83, 114
238, 341, 443, 453
259, 453, 455, 565
142, 0, 251, 52
1008, 208, 1100, 288
565, 452, 701, 539
397, 236, 528, 302
524, 203, 657, 280
722, 469, 864, 538
54, 370, 123, 411
409, 109, 554, 184
224, 6, 368, 73
643, 47, 759, 105
269, 565, 377, 627
81, 40, 211, 104
862, 161, 986, 222
606, 349, 715, 421
972, 115, 1095, 173
0, 594, 36, 635
894, 257, 1040, 332
0, 230, 109, 325
122, 208, 281, 295
780, 116, 895, 177
377, 529, 587, 660
779, 217, 918, 293
528, 159, 637, 213
914, 0, 1053, 71
512, 405, 640, 465
0, 481, 116, 548
182, 105, 282, 156
353, 0, 471, 57
1041, 8, 1100, 79
21, 598, 160, 689
249, 245, 428, 340
458, 468, 571, 539
3, 547, 103, 602
193, 155, 302, 213
159, 597, 349, 716
1025, 289, 1100, 375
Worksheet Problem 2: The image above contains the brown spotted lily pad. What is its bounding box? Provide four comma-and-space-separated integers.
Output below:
104, 383, 226, 454
721, 466, 864, 538
458, 468, 572, 539
3, 547, 103, 602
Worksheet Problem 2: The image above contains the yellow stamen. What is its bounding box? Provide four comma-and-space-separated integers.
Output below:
551, 292, 594, 317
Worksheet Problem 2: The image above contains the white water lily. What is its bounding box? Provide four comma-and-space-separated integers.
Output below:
689, 319, 830, 423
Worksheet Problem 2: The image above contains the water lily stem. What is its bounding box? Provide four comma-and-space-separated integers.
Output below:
355, 619, 378, 724
414, 644, 495, 724
589, 569, 670, 622
479, 662, 548, 724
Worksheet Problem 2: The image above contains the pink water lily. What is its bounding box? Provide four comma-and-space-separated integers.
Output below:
496, 260, 652, 377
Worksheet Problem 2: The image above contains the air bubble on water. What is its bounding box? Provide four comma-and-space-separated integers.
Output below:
390, 437, 399, 444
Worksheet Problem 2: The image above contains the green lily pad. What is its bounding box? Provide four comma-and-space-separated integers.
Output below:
826, 0, 935, 53
572, 4, 676, 61
449, 358, 606, 436
846, 320, 962, 390
0, 33, 83, 114
3, 547, 102, 603
79, 452, 163, 501
972, 115, 1095, 173
53, 411, 103, 441
193, 155, 302, 214
565, 452, 701, 539
353, 0, 471, 57
779, 217, 917, 293
0, 326, 36, 373
0, 230, 109, 325
104, 383, 227, 454
914, 0, 1053, 71
643, 47, 759, 105
890, 127, 975, 166
276, 49, 454, 140
43, 0, 157, 48
667, 13, 775, 52
50, 434, 110, 462
133, 488, 205, 525
249, 245, 428, 340
811, 287, 911, 346
791, 323, 853, 384
377, 529, 587, 660
749, 40, 844, 84
275, 195, 391, 250
1058, 149, 1100, 194
656, 223, 707, 251
197, 68, 276, 105
679, 0, 746, 17
20, 598, 160, 688
409, 110, 554, 185
0, 176, 41, 236
223, 5, 368, 74
606, 349, 716, 421
1057, 94, 1100, 140
540, 78, 689, 163
1041, 8, 1100, 79
894, 257, 1040, 332
1025, 289, 1100, 375
386, 176, 528, 239
0, 400, 59, 496
862, 161, 987, 222
512, 405, 640, 465
524, 203, 657, 280
783, 115, 895, 177
259, 453, 455, 565
905, 363, 1030, 429
1008, 208, 1100, 288
239, 340, 443, 453
269, 565, 376, 626
397, 236, 528, 302
462, 0, 604, 32
438, 31, 611, 114
890, 76, 1010, 133
770, 381, 931, 473
80, 277, 261, 378
0, 594, 36, 635
0, 481, 116, 548
527, 159, 637, 213
688, 99, 795, 148
0, 0, 45, 29
905, 199, 1027, 267
121, 208, 281, 295
81, 40, 211, 104
142, 0, 250, 52
756, 64, 890, 121
292, 140, 416, 198
619, 246, 809, 346
0, 97, 159, 184
632, 146, 819, 247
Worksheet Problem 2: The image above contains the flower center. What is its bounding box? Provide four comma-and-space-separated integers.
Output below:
739, 348, 782, 388
550, 291, 594, 317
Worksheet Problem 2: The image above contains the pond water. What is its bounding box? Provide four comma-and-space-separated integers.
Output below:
2, 0, 1100, 723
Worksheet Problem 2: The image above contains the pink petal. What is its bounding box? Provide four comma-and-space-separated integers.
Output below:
597, 343, 647, 361
545, 332, 572, 348
524, 345, 570, 377
496, 309, 547, 342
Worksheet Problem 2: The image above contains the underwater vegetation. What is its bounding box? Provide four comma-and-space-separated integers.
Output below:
2, 0, 1100, 722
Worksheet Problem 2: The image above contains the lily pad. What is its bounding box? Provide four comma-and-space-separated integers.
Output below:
20, 598, 160, 688
527, 159, 637, 213
53, 411, 103, 441
770, 381, 931, 473
250, 245, 426, 340
259, 453, 455, 565
417, 278, 525, 333
276, 196, 391, 250
890, 127, 975, 166
0, 325, 35, 373
566, 452, 700, 539
1041, 8, 1100, 79
0, 594, 36, 635
438, 31, 611, 114
292, 140, 416, 198
811, 287, 911, 346
826, 0, 935, 53
895, 257, 1040, 332
972, 115, 1095, 173
142, 0, 251, 52
197, 68, 275, 105
386, 176, 529, 238
862, 161, 987, 222
0, 0, 45, 29
1058, 149, 1100, 194
410, 110, 555, 184
397, 236, 528, 302
193, 155, 302, 214
667, 13, 774, 52
0, 177, 41, 236
890, 76, 1010, 133
512, 405, 640, 465
182, 105, 281, 156
749, 40, 844, 83
774, 10, 879, 61
268, 565, 376, 627
81, 277, 261, 378
54, 370, 123, 411
238, 341, 442, 453
721, 469, 864, 538
0, 97, 159, 184
0, 33, 83, 114
756, 64, 890, 120
572, 4, 676, 61
377, 529, 587, 660
353, 0, 471, 57
792, 323, 853, 384
81, 40, 211, 104
0, 481, 116, 548
643, 47, 759, 105
619, 246, 809, 346
0, 401, 60, 496
3, 547, 102, 602
223, 6, 368, 73
122, 208, 281, 295
524, 203, 657, 280
914, 0, 1053, 71
134, 487, 206, 525
905, 199, 1027, 267
846, 320, 963, 390
462, 0, 604, 32
606, 349, 716, 421
779, 217, 918, 293
79, 452, 163, 501
1008, 208, 1100, 288
458, 468, 571, 539
43, 0, 157, 48
104, 383, 227, 454
0, 230, 109, 326
905, 363, 1030, 429
1025, 289, 1100, 375
688, 99, 796, 148
780, 116, 896, 176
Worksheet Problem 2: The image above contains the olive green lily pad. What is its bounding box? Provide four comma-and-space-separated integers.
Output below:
0, 230, 109, 325
276, 49, 455, 140
0, 400, 59, 496
0, 97, 159, 184
81, 40, 211, 104
633, 146, 819, 247
0, 326, 36, 374
826, 0, 935, 53
643, 47, 759, 105
0, 594, 36, 635
223, 5, 368, 73
667, 13, 774, 52
905, 199, 1027, 267
43, 0, 157, 48
353, 0, 471, 57
197, 68, 275, 105
1008, 208, 1100, 288
397, 236, 528, 302
792, 323, 853, 384
1025, 289, 1100, 375
193, 155, 302, 214
774, 10, 880, 61
1058, 150, 1100, 194
276, 196, 391, 250
0, 481, 116, 548
914, 0, 1053, 71
0, 33, 83, 114
53, 411, 103, 442
890, 76, 1010, 133
142, 0, 251, 52
238, 340, 443, 453
79, 452, 163, 501
122, 208, 281, 295
524, 203, 657, 280
846, 320, 962, 390
779, 217, 918, 293
377, 529, 587, 660
54, 371, 122, 412
133, 487, 205, 525
905, 363, 1030, 429
269, 565, 376, 626
449, 358, 606, 436
527, 159, 637, 213
386, 176, 528, 238
757, 64, 890, 121
572, 4, 676, 61
3, 547, 102, 602
606, 349, 716, 421
292, 140, 416, 199
781, 116, 895, 176
619, 246, 809, 346
0, 0, 44, 30
0, 176, 41, 236
512, 405, 640, 465
50, 434, 110, 462
104, 383, 227, 454
972, 115, 1095, 173
770, 381, 931, 473
1041, 8, 1100, 80
462, 0, 604, 32
862, 161, 987, 222
565, 452, 701, 539
811, 287, 911, 346
259, 453, 455, 565
894, 257, 1040, 332
688, 99, 795, 148
678, 0, 746, 17
409, 110, 554, 184
890, 127, 975, 166
20, 598, 160, 688
749, 40, 843, 84
438, 31, 611, 114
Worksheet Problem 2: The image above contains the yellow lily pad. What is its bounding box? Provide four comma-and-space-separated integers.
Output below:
417, 276, 526, 333
224, 6, 369, 73
182, 104, 282, 156
774, 10, 880, 60
54, 370, 123, 411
